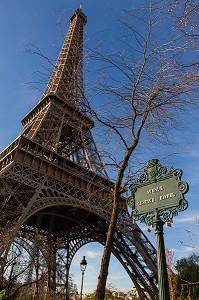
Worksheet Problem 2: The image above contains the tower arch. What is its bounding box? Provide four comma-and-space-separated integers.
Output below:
0, 6, 158, 299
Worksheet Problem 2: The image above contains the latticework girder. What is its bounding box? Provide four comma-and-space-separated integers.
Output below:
5, 203, 157, 299
41, 8, 87, 106
0, 122, 158, 299
0, 155, 158, 298
0, 6, 159, 300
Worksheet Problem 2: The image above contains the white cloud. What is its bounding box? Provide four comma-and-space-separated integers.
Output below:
188, 150, 199, 158
174, 211, 199, 224
175, 216, 195, 223
109, 274, 129, 281
168, 247, 182, 253
184, 246, 199, 252
86, 251, 101, 259
171, 245, 198, 252
110, 286, 130, 293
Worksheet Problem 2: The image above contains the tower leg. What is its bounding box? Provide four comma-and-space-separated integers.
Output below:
46, 216, 57, 293
65, 241, 70, 300
34, 215, 43, 299
48, 245, 57, 292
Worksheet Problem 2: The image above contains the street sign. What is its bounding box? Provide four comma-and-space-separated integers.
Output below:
128, 159, 189, 226
128, 159, 189, 300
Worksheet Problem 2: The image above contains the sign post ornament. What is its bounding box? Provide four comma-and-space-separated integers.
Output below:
127, 159, 189, 300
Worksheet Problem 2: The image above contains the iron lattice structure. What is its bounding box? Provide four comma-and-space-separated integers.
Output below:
0, 7, 158, 300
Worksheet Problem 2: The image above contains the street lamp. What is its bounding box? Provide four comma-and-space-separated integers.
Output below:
80, 256, 87, 300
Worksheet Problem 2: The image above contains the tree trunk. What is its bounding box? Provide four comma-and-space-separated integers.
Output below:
96, 189, 120, 300
96, 144, 137, 300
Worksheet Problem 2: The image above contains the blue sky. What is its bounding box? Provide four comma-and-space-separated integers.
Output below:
0, 0, 199, 294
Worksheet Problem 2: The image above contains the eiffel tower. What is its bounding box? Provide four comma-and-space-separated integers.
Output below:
0, 6, 158, 300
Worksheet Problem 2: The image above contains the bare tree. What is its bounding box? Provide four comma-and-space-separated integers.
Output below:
2, 1, 199, 299
76, 1, 199, 298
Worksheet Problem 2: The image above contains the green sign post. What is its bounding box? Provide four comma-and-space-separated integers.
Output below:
127, 159, 189, 300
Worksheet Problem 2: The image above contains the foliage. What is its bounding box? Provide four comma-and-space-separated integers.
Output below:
0, 290, 6, 300
174, 253, 199, 299
168, 273, 181, 300
86, 288, 114, 300
167, 253, 199, 300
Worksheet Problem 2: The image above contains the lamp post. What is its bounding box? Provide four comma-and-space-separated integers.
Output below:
80, 256, 87, 300
128, 159, 189, 300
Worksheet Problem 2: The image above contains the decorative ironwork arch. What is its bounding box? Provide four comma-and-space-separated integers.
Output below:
0, 6, 159, 299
